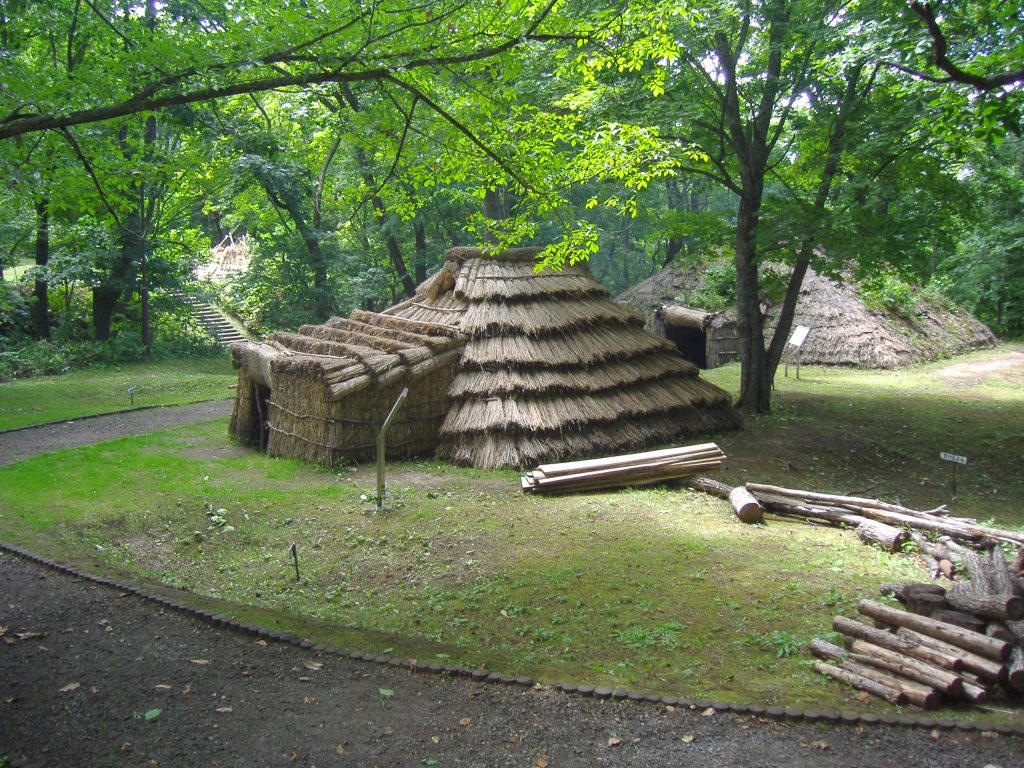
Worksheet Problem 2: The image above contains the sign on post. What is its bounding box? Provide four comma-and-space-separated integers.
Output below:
940, 452, 967, 499
788, 325, 810, 348
784, 326, 811, 379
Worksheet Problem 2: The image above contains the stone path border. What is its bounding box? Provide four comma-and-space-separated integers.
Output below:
0, 538, 1020, 737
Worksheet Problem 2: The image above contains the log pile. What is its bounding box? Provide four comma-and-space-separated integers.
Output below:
812, 587, 1024, 709
811, 538, 1024, 708
520, 443, 725, 494
685, 478, 1024, 549
682, 477, 1024, 709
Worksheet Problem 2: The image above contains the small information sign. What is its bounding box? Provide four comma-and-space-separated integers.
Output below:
788, 325, 811, 348
940, 452, 967, 499
784, 325, 811, 379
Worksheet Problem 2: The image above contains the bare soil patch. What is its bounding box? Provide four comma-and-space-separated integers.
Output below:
939, 349, 1024, 387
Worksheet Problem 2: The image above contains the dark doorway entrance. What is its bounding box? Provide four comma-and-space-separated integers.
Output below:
665, 325, 708, 368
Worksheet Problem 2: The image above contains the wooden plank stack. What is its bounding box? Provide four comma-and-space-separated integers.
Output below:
520, 443, 726, 494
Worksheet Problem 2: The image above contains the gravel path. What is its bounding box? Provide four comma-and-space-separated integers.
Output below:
2, 553, 1020, 768
0, 400, 1021, 766
0, 400, 233, 466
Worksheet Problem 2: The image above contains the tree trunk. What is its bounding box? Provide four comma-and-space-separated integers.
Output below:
840, 659, 941, 709
352, 146, 415, 298
946, 584, 1024, 621
813, 661, 906, 706
733, 189, 771, 414
855, 520, 910, 553
896, 628, 1007, 683
831, 615, 964, 671
858, 599, 1011, 661
729, 485, 763, 524
847, 639, 963, 697
663, 177, 683, 267
339, 87, 415, 299
32, 198, 50, 340
139, 113, 156, 357
413, 217, 428, 284
92, 284, 120, 341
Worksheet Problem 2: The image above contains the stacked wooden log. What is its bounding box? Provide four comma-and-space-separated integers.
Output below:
685, 478, 1024, 549
813, 587, 1024, 709
681, 477, 1024, 708
811, 545, 1024, 708
520, 443, 726, 494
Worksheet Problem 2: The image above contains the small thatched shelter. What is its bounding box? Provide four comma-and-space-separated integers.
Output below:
651, 305, 741, 369
619, 262, 995, 369
230, 247, 740, 469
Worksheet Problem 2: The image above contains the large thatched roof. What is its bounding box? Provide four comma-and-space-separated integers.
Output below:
619, 262, 995, 369
231, 247, 740, 469
437, 247, 739, 468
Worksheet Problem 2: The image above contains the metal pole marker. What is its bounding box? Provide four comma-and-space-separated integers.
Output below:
376, 387, 409, 511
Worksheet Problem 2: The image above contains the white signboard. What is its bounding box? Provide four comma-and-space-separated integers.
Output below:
788, 325, 811, 348
940, 452, 968, 465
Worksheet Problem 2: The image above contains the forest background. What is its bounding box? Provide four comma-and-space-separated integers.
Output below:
1, 0, 1021, 413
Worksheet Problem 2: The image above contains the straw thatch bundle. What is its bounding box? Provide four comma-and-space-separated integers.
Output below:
229, 290, 466, 465
229, 246, 741, 469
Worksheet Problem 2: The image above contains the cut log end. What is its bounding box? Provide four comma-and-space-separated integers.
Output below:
856, 520, 910, 553
729, 486, 764, 524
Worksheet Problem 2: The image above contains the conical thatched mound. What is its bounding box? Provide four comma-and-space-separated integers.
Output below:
619, 261, 995, 369
437, 247, 740, 468
230, 246, 740, 469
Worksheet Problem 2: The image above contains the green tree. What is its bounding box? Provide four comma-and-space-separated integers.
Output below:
941, 137, 1024, 336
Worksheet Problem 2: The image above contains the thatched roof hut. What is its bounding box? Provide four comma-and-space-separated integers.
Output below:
230, 247, 740, 469
619, 262, 995, 369
651, 305, 741, 370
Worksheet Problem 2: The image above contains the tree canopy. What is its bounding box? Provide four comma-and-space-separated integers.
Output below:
2, 0, 1021, 411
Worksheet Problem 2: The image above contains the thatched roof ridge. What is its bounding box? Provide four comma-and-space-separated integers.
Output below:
447, 355, 698, 397
268, 332, 398, 367
346, 309, 461, 338
385, 294, 468, 326
462, 296, 641, 336
455, 259, 608, 302
442, 376, 729, 434
318, 318, 454, 351
459, 326, 674, 367
440, 407, 734, 468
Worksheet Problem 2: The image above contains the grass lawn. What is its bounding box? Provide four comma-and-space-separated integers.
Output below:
0, 343, 1021, 721
0, 356, 236, 431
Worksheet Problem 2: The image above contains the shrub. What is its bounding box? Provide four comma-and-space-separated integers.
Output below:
859, 273, 917, 316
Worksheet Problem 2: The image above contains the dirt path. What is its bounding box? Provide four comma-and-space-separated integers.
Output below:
2, 553, 1020, 768
938, 346, 1024, 387
0, 400, 233, 466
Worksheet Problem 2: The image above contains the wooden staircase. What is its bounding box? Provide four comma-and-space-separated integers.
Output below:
183, 296, 250, 347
